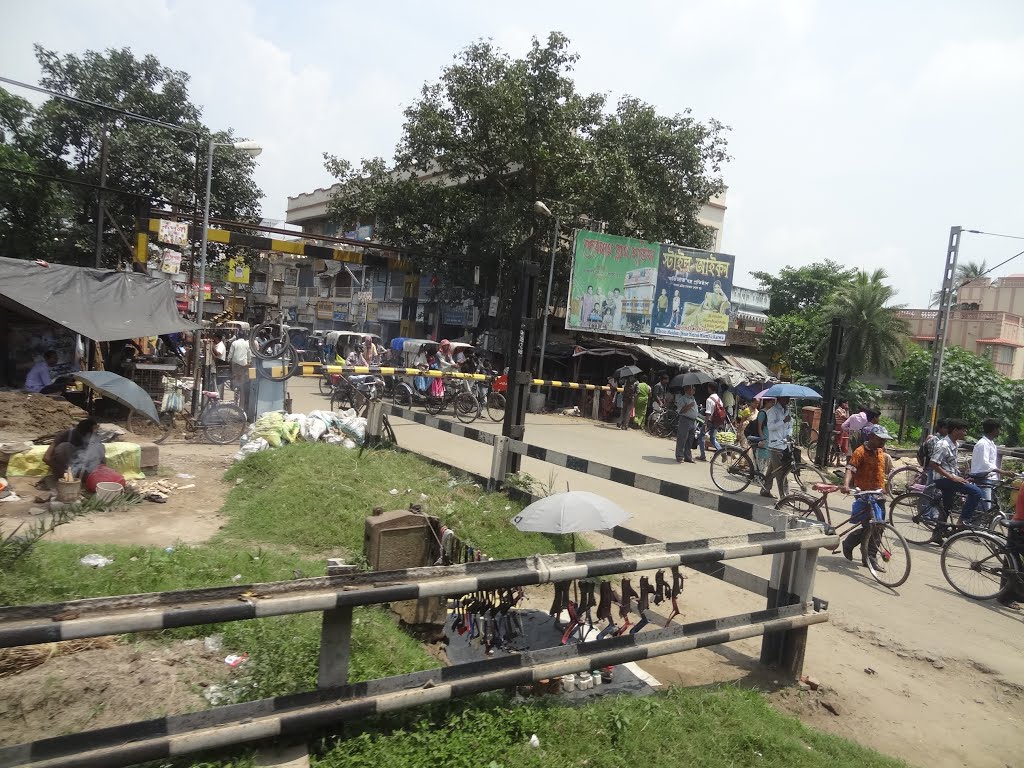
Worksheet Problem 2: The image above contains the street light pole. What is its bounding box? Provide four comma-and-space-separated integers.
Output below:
192, 139, 262, 414
534, 201, 559, 381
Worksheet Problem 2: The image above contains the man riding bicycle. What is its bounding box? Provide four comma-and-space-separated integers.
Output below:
840, 424, 892, 569
928, 418, 985, 541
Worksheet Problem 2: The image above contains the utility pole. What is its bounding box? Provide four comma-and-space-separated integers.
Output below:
921, 226, 962, 436
93, 128, 109, 268
815, 318, 844, 467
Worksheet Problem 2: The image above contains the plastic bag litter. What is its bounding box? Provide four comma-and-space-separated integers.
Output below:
233, 437, 270, 462
336, 410, 366, 444
342, 438, 356, 449
80, 554, 113, 568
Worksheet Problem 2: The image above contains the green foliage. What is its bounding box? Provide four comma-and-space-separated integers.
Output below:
1, 46, 262, 267
841, 380, 882, 411
324, 33, 729, 315
896, 345, 1023, 442
220, 443, 577, 559
758, 312, 829, 377
822, 269, 908, 383
319, 685, 907, 768
751, 260, 856, 317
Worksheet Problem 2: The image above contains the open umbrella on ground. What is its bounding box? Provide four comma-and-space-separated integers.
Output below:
614, 364, 643, 379
758, 383, 822, 399
668, 370, 715, 392
512, 491, 631, 550
73, 371, 160, 425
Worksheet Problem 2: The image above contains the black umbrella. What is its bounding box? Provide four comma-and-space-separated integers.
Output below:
74, 371, 160, 425
668, 370, 715, 392
615, 364, 643, 379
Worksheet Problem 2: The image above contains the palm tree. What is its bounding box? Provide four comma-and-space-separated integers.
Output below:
928, 260, 988, 307
823, 269, 909, 386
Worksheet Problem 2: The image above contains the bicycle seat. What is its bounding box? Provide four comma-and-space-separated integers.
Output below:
812, 483, 840, 494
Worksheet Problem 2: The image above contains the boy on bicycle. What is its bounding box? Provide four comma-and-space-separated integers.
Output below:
840, 424, 892, 568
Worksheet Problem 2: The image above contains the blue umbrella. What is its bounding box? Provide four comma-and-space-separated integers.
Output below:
759, 383, 822, 399
74, 371, 161, 425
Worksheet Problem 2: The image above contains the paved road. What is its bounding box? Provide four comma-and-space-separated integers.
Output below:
290, 378, 1022, 768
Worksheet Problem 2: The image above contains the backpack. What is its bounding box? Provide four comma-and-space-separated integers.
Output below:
711, 396, 727, 427
917, 436, 933, 468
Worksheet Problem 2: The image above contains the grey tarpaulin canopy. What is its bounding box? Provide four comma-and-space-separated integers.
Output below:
0, 257, 198, 342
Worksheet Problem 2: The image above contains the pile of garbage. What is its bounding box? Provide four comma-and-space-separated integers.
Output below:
233, 409, 367, 462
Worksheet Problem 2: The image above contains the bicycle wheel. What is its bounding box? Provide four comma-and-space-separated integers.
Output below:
393, 382, 415, 408
486, 392, 506, 422
865, 522, 911, 589
941, 531, 1017, 601
804, 428, 818, 451
775, 493, 823, 522
424, 395, 446, 416
256, 343, 299, 382
201, 403, 248, 445
250, 323, 288, 360
382, 414, 398, 446
710, 447, 754, 494
331, 387, 354, 413
888, 491, 938, 546
454, 392, 480, 424
319, 375, 331, 396
887, 465, 925, 495
128, 409, 172, 445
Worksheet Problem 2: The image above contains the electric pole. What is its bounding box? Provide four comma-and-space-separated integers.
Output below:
921, 226, 962, 436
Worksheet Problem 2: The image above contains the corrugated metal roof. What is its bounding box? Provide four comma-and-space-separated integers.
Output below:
591, 337, 758, 385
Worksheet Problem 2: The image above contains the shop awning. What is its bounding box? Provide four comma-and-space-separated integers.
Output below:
591, 338, 756, 386
719, 352, 773, 379
0, 257, 198, 342
734, 310, 769, 324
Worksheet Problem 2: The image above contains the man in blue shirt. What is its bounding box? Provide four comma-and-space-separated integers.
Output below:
24, 350, 64, 394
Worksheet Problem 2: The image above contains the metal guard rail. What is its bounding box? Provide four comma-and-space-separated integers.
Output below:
0, 529, 835, 648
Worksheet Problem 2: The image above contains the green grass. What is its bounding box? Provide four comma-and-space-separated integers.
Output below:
218, 443, 578, 560
314, 687, 907, 768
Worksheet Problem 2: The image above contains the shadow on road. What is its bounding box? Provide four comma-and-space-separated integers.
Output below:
641, 455, 678, 465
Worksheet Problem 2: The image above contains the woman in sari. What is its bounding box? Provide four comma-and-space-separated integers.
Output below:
633, 375, 651, 429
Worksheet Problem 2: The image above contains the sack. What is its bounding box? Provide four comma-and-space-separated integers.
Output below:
711, 397, 727, 426
85, 465, 125, 492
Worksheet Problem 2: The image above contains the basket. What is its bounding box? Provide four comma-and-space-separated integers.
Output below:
94, 482, 123, 503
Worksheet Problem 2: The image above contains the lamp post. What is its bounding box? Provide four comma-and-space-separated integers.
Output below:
533, 200, 559, 381
192, 139, 262, 413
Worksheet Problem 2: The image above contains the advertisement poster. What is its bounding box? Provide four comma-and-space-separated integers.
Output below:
157, 219, 189, 247
160, 248, 181, 274
652, 245, 735, 345
226, 258, 250, 284
565, 231, 660, 337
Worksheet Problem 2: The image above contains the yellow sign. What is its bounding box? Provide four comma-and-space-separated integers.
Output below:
366, 302, 379, 322
226, 259, 250, 284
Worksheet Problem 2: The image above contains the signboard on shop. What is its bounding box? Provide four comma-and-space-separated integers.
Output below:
566, 229, 736, 345
377, 303, 401, 322
316, 300, 334, 320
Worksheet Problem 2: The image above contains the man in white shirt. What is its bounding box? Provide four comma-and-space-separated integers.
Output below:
761, 396, 792, 499
701, 386, 725, 458
971, 418, 1015, 512
228, 333, 252, 409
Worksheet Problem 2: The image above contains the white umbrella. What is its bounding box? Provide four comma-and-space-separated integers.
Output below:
511, 491, 631, 535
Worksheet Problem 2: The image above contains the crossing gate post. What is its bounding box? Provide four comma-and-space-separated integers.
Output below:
501, 261, 539, 475
489, 435, 510, 491
365, 399, 385, 448
317, 558, 359, 689
760, 516, 820, 679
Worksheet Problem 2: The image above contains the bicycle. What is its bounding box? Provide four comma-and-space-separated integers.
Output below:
776, 485, 912, 589
888, 473, 1021, 546
940, 518, 1024, 602
798, 420, 819, 452
709, 439, 834, 495
331, 375, 384, 417
645, 406, 678, 438
128, 383, 247, 446
424, 379, 480, 424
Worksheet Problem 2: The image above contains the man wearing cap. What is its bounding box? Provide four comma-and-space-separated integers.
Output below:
840, 424, 892, 568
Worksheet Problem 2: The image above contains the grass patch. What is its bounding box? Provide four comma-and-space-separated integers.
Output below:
219, 443, 578, 560
0, 541, 438, 703
315, 686, 907, 768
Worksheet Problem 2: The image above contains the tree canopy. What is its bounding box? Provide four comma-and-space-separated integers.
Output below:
0, 46, 262, 268
750, 259, 856, 317
323, 33, 729, 310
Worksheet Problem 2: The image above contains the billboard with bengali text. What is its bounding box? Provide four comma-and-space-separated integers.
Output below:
566, 229, 736, 345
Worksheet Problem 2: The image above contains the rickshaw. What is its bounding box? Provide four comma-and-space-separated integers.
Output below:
390, 338, 437, 406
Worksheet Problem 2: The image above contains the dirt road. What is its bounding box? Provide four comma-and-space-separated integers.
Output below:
289, 379, 1022, 768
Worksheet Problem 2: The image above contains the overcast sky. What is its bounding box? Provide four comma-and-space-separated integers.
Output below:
3, 0, 1022, 306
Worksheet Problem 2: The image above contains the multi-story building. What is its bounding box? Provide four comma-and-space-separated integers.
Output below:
900, 274, 1024, 379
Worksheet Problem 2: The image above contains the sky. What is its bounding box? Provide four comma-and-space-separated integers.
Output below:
2, 0, 1022, 307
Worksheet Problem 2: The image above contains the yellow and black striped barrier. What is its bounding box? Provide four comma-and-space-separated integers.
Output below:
299, 363, 623, 391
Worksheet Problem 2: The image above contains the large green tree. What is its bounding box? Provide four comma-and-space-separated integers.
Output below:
0, 46, 262, 267
750, 259, 856, 317
323, 33, 729, 311
822, 268, 908, 385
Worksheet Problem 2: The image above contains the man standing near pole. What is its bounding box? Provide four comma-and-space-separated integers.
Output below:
228, 332, 252, 412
